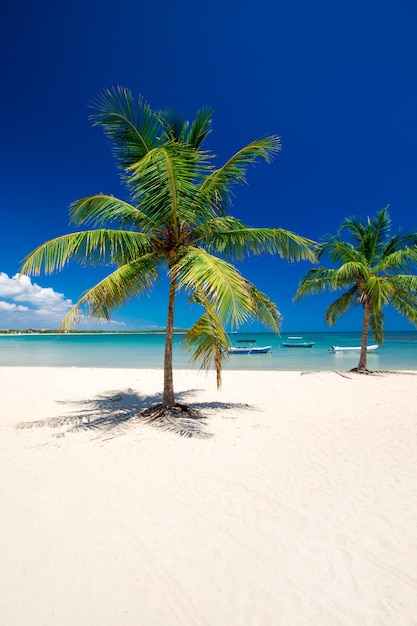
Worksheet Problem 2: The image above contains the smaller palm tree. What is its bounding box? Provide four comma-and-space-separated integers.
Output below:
294, 207, 417, 372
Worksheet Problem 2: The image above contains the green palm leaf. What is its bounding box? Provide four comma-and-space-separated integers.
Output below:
182, 305, 230, 388
294, 266, 344, 299
318, 239, 362, 264
375, 246, 417, 272
341, 207, 391, 262
389, 279, 417, 323
369, 311, 384, 344
175, 248, 254, 328
90, 86, 161, 169
325, 287, 357, 325
70, 195, 154, 231
186, 107, 213, 149
60, 256, 160, 329
198, 137, 281, 214
128, 144, 214, 228
21, 230, 153, 274
157, 107, 213, 149
362, 275, 385, 310
158, 110, 190, 143
193, 217, 315, 262
382, 231, 417, 258
336, 261, 369, 283
247, 283, 282, 332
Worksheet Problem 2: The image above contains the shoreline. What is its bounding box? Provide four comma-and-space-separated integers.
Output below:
1, 367, 417, 624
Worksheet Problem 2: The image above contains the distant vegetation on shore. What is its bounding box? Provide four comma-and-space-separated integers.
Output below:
0, 329, 189, 335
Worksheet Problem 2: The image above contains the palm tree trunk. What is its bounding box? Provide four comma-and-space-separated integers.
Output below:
163, 272, 176, 407
357, 298, 370, 372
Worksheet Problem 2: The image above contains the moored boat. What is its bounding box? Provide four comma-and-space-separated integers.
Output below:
227, 339, 272, 354
330, 344, 378, 352
281, 336, 315, 348
228, 345, 272, 354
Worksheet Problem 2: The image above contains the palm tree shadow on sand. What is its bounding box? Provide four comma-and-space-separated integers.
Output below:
17, 389, 255, 439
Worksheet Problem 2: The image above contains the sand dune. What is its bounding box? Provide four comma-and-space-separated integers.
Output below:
1, 367, 416, 625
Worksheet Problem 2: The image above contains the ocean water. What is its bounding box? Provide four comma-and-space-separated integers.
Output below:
0, 331, 416, 371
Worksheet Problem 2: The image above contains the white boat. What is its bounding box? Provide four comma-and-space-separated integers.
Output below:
330, 344, 378, 352
227, 339, 272, 354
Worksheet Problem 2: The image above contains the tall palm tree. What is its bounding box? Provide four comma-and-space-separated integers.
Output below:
294, 207, 417, 372
22, 87, 315, 413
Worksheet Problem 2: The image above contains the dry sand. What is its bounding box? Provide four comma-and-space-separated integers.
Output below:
1, 366, 416, 625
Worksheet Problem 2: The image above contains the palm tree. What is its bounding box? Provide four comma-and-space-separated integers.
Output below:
22, 87, 315, 415
294, 207, 417, 372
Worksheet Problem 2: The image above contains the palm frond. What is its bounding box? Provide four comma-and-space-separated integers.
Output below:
341, 207, 391, 263
191, 216, 247, 245
386, 274, 417, 292
247, 283, 282, 333
325, 287, 358, 325
186, 107, 213, 149
157, 106, 213, 150
60, 256, 160, 329
192, 217, 316, 262
128, 143, 214, 228
175, 248, 254, 328
198, 136, 281, 214
318, 238, 363, 264
336, 261, 369, 283
294, 266, 352, 300
361, 275, 387, 311
376, 245, 417, 273
69, 195, 155, 231
389, 284, 417, 326
21, 230, 154, 275
382, 231, 417, 258
367, 207, 391, 261
339, 216, 367, 247
90, 86, 162, 170
158, 110, 190, 143
269, 229, 316, 262
182, 304, 230, 388
194, 220, 279, 259
369, 311, 385, 345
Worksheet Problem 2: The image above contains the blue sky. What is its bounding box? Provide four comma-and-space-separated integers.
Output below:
1, 0, 417, 332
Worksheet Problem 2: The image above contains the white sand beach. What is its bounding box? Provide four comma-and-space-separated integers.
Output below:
1, 366, 417, 625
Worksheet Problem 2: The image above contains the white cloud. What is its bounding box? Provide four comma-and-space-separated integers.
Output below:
0, 272, 125, 330
0, 273, 72, 310
0, 272, 72, 314
0, 301, 29, 312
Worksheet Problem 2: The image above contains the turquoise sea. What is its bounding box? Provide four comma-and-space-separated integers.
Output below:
0, 331, 416, 371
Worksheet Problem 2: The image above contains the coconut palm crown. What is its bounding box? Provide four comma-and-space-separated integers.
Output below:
294, 206, 417, 371
22, 87, 315, 410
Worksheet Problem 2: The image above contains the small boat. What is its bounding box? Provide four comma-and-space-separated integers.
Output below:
281, 336, 315, 348
228, 345, 272, 354
330, 344, 379, 352
227, 339, 272, 354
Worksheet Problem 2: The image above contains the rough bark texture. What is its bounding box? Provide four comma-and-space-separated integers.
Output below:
355, 298, 370, 373
163, 273, 176, 407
